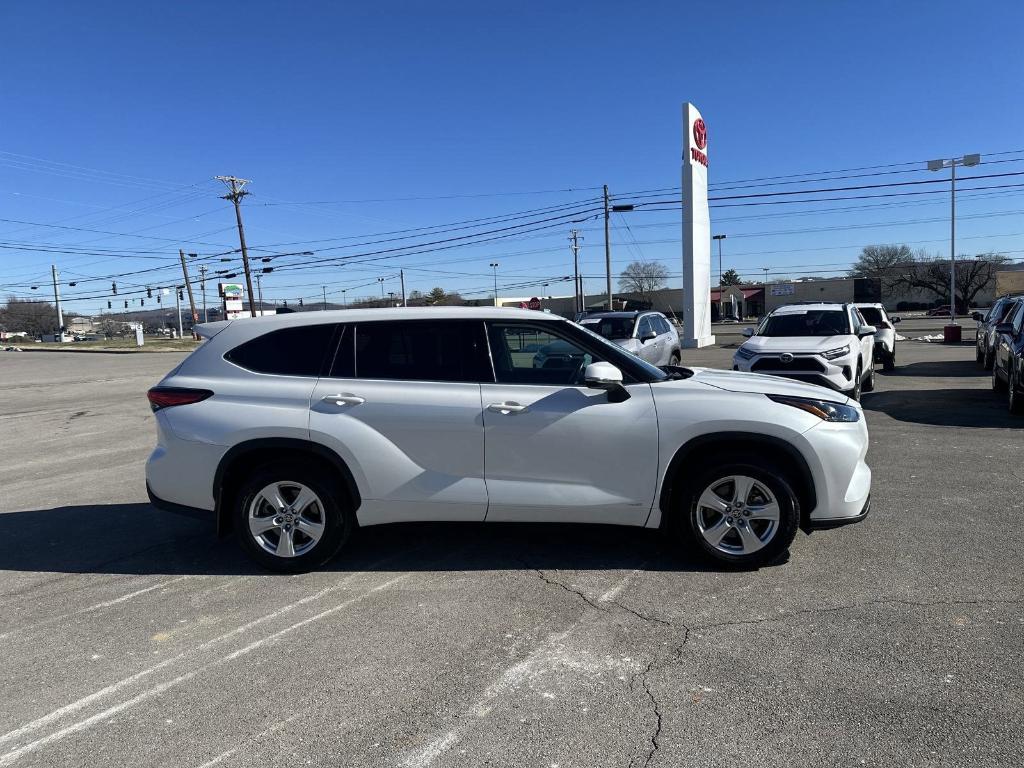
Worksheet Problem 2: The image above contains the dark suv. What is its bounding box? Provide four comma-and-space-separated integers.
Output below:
990, 297, 1024, 414
974, 296, 1022, 370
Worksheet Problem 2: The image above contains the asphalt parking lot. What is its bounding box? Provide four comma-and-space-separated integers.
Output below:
1, 318, 1022, 768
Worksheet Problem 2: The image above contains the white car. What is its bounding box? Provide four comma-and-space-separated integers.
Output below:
578, 311, 682, 366
733, 302, 877, 399
853, 303, 901, 371
146, 307, 871, 572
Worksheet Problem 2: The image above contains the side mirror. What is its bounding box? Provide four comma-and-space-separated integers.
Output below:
971, 312, 984, 322
640, 331, 657, 343
891, 316, 901, 324
995, 323, 1014, 334
858, 326, 877, 337
584, 362, 629, 402
742, 327, 755, 338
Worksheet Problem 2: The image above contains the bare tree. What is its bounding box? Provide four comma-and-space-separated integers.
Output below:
893, 251, 1008, 312
618, 261, 668, 298
848, 244, 914, 295
0, 297, 59, 336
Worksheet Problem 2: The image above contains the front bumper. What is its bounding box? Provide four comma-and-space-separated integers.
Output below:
807, 495, 871, 529
734, 353, 857, 393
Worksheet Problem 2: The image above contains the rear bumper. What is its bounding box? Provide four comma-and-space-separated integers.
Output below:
807, 495, 871, 530
147, 482, 213, 521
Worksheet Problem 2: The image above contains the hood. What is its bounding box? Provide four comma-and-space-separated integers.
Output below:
684, 367, 852, 404
739, 334, 849, 354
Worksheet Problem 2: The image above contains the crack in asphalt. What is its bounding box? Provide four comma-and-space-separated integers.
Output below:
531, 568, 608, 613
638, 659, 662, 768
608, 600, 672, 627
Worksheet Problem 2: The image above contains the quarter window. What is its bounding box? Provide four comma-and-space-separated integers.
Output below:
224, 324, 337, 377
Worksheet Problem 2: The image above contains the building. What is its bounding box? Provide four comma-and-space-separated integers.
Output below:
710, 286, 764, 319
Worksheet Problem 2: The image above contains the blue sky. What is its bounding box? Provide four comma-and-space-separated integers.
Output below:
2, 1, 1023, 313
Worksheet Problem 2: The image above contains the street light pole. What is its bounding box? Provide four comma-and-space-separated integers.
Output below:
377, 277, 385, 305
322, 286, 328, 311
713, 234, 727, 320
490, 262, 499, 307
928, 154, 980, 325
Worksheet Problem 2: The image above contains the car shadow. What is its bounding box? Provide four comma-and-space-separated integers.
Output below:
862, 387, 1022, 428
878, 359, 985, 378
0, 503, 763, 576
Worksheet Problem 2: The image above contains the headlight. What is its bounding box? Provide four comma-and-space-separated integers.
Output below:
735, 346, 756, 360
821, 345, 850, 361
767, 394, 860, 422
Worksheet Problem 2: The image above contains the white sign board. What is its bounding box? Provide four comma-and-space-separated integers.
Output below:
134, 325, 144, 347
770, 284, 795, 296
681, 102, 714, 348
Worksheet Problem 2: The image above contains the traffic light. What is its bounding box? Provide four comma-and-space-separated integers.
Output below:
68, 282, 77, 287
140, 299, 145, 306
147, 287, 152, 298
112, 282, 118, 295
262, 267, 273, 273
178, 289, 183, 301
107, 301, 112, 309
124, 300, 128, 309
298, 298, 303, 307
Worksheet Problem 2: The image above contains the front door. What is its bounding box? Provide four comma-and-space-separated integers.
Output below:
481, 321, 659, 525
309, 320, 492, 525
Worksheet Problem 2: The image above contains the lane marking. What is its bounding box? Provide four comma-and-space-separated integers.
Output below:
192, 713, 301, 768
0, 577, 405, 765
82, 576, 193, 611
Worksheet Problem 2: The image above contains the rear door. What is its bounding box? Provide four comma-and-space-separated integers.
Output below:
309, 320, 491, 524
481, 320, 658, 525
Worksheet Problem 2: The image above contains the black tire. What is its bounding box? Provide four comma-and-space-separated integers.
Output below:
669, 350, 681, 366
883, 347, 895, 372
992, 362, 1007, 393
673, 460, 800, 569
862, 361, 875, 392
849, 365, 863, 401
1010, 368, 1024, 415
976, 343, 985, 367
984, 347, 995, 371
233, 462, 353, 573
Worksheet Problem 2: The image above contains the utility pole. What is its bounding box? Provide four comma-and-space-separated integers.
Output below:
51, 264, 64, 341
322, 286, 328, 311
215, 176, 257, 317
569, 229, 583, 315
179, 249, 199, 336
175, 286, 183, 338
400, 269, 407, 307
342, 289, 347, 308
603, 184, 612, 311
490, 263, 499, 307
255, 273, 265, 314
198, 265, 208, 322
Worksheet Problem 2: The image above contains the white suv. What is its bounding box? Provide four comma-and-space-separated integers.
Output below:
577, 311, 682, 366
146, 307, 871, 572
853, 303, 901, 371
733, 302, 877, 399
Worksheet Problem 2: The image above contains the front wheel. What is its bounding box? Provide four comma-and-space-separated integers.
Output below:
862, 361, 875, 392
883, 347, 896, 371
675, 462, 799, 568
669, 350, 681, 366
849, 365, 863, 401
1010, 368, 1024, 415
993, 363, 1007, 393
234, 463, 353, 573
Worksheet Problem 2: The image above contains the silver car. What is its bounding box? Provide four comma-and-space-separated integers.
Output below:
579, 311, 681, 366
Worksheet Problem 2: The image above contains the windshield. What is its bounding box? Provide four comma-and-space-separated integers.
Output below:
579, 316, 636, 340
760, 310, 850, 337
574, 322, 668, 381
857, 307, 885, 326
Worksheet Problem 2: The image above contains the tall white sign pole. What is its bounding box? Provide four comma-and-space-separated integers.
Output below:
681, 103, 715, 348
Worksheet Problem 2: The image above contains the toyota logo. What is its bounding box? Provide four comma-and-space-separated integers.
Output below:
692, 118, 707, 150
780, 353, 794, 364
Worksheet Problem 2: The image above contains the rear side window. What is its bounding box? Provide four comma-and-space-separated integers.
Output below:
340, 320, 492, 382
224, 324, 337, 376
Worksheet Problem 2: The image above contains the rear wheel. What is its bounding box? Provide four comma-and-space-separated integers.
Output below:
675, 462, 799, 568
234, 462, 353, 573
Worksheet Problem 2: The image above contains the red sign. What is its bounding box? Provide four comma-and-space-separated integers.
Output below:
692, 118, 707, 150
527, 297, 542, 311
690, 147, 708, 167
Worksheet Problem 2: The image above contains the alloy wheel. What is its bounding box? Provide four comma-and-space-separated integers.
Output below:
693, 475, 780, 556
248, 481, 327, 558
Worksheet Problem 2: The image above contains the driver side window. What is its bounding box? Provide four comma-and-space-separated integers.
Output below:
637, 316, 654, 338
488, 323, 599, 386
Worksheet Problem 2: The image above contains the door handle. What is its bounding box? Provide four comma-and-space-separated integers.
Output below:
322, 393, 365, 406
487, 401, 527, 414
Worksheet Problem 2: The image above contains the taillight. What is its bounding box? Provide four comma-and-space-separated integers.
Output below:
147, 387, 213, 412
